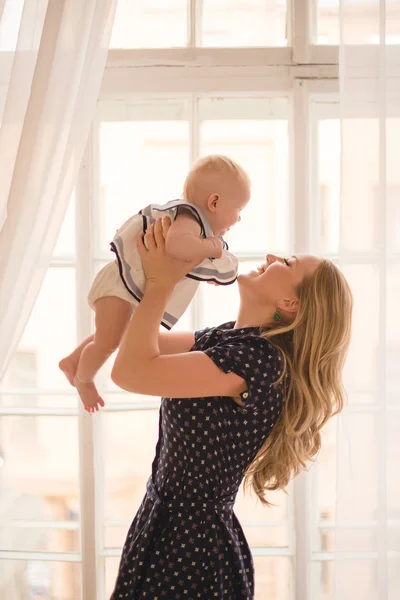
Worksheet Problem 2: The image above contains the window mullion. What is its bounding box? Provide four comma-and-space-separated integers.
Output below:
292, 78, 313, 600
76, 132, 99, 600
292, 0, 311, 64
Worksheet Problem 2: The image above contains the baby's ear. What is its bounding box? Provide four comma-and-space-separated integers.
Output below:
207, 193, 220, 212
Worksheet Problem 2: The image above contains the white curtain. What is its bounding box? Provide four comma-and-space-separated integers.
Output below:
0, 0, 117, 381
336, 2, 400, 599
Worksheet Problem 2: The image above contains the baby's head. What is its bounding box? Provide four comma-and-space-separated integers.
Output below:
182, 155, 250, 236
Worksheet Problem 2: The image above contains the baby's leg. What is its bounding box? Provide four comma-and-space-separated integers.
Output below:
59, 335, 94, 385
76, 296, 132, 384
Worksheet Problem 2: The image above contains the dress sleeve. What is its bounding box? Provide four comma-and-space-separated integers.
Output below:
194, 327, 213, 346
202, 335, 283, 409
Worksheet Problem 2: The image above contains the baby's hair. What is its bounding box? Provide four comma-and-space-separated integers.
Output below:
183, 154, 250, 202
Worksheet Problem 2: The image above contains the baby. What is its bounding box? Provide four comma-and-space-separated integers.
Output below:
59, 155, 250, 411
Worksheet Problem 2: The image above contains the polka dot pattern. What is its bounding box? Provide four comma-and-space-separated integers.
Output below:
111, 322, 284, 599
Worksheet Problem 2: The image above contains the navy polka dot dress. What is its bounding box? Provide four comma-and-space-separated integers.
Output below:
111, 322, 284, 600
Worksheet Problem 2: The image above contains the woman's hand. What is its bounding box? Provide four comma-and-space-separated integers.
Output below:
137, 217, 198, 288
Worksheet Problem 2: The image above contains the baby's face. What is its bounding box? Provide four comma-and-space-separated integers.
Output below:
211, 180, 250, 236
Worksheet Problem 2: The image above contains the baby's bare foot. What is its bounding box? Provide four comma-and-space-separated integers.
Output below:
73, 376, 105, 413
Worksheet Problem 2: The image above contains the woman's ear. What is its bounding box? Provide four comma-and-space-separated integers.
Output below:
207, 193, 219, 212
276, 298, 299, 314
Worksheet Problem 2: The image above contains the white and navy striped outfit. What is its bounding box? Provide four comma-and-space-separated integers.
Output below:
88, 200, 238, 329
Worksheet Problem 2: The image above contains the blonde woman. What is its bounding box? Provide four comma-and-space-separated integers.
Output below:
110, 217, 353, 600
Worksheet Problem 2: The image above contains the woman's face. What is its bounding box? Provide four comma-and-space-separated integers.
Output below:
238, 254, 322, 312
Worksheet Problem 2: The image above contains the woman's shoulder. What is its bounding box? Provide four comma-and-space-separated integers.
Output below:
194, 321, 281, 359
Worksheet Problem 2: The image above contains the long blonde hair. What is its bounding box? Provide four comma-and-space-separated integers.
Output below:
244, 259, 353, 505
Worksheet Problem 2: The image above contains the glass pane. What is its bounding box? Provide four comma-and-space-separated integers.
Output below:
315, 1, 400, 45
110, 0, 187, 48
200, 0, 288, 47
200, 261, 266, 329
236, 484, 289, 547
388, 411, 400, 531
334, 560, 378, 600
199, 97, 290, 254
0, 415, 80, 532
53, 192, 75, 257
106, 557, 121, 599
336, 413, 378, 526
312, 561, 333, 600
1, 268, 77, 394
0, 0, 24, 52
0, 560, 81, 600
318, 119, 340, 254
98, 105, 189, 255
315, 418, 337, 527
388, 265, 400, 404
253, 557, 291, 600
103, 410, 160, 521
0, 393, 77, 410
313, 560, 381, 600
342, 264, 379, 394
0, 524, 80, 553
389, 559, 400, 600
340, 118, 400, 252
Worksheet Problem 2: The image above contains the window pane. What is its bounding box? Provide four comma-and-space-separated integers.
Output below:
0, 416, 80, 528
200, 261, 263, 329
315, 1, 400, 45
103, 410, 160, 521
390, 559, 400, 600
342, 264, 379, 395
0, 0, 24, 52
0, 524, 80, 553
53, 192, 75, 257
312, 561, 333, 600
98, 102, 189, 256
110, 0, 187, 48
106, 557, 121, 599
200, 0, 288, 47
318, 118, 340, 255
0, 560, 81, 600
236, 484, 289, 548
333, 560, 378, 600
388, 265, 400, 403
1, 268, 77, 394
199, 97, 290, 254
341, 118, 400, 253
253, 557, 291, 600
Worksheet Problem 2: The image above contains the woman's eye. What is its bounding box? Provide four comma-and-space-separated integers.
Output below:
284, 258, 290, 267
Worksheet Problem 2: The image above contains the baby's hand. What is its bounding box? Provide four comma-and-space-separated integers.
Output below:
208, 236, 224, 259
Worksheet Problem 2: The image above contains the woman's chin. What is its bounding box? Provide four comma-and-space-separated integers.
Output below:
238, 271, 259, 282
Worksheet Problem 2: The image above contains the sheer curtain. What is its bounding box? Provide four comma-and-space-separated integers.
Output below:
336, 2, 400, 598
0, 0, 117, 380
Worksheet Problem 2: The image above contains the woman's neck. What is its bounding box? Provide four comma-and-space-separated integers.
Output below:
234, 302, 275, 330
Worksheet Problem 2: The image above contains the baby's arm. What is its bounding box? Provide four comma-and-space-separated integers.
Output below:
165, 212, 223, 261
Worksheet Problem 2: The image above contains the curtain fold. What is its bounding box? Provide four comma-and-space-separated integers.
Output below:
336, 2, 400, 598
0, 0, 117, 381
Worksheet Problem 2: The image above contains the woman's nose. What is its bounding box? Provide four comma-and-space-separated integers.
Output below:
266, 254, 277, 264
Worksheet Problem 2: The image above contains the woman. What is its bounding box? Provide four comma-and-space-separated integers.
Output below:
110, 217, 353, 600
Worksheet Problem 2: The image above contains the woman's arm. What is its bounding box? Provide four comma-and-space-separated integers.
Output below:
112, 282, 246, 397
111, 219, 246, 398
158, 330, 195, 355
